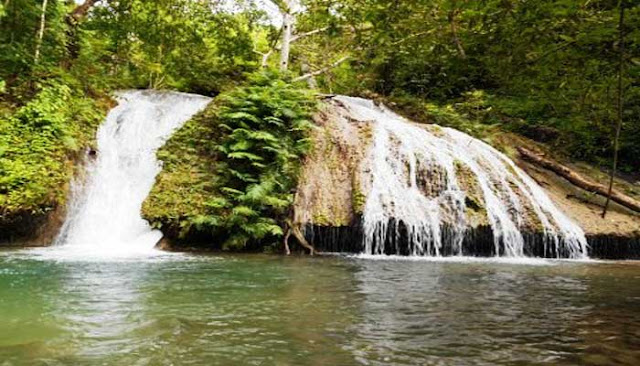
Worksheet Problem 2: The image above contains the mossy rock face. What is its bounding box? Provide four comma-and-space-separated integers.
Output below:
352, 176, 367, 215
453, 161, 489, 227
294, 100, 375, 228
144, 72, 318, 249
142, 101, 222, 241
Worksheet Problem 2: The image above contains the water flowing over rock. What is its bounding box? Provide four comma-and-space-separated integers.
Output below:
55, 90, 210, 257
297, 97, 589, 258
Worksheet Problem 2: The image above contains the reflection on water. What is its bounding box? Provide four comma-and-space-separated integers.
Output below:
0, 251, 638, 365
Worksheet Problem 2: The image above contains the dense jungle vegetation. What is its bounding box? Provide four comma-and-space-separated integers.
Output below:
0, 0, 638, 246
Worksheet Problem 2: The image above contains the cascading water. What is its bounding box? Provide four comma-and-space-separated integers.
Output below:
54, 90, 210, 257
335, 96, 588, 259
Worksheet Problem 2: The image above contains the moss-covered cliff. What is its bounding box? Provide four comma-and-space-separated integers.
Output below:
142, 101, 222, 242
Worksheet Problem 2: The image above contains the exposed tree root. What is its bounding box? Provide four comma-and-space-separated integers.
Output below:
283, 219, 316, 255
283, 228, 291, 255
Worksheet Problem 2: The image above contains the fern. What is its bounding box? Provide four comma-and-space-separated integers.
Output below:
211, 71, 316, 249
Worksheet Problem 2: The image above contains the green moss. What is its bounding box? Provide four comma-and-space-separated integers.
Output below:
453, 161, 488, 226
312, 211, 331, 226
142, 102, 221, 239
352, 174, 367, 215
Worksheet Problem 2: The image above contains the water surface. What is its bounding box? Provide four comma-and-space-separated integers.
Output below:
0, 251, 638, 365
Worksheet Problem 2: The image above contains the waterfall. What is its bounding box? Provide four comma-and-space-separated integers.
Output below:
335, 96, 588, 259
55, 90, 210, 257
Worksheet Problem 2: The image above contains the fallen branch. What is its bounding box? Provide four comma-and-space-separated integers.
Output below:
293, 56, 349, 82
315, 93, 336, 99
518, 147, 640, 213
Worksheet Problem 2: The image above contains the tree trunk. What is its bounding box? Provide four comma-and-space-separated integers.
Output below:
279, 1, 293, 71
34, 0, 48, 64
517, 147, 640, 214
603, 0, 626, 218
448, 3, 466, 59
300, 60, 318, 88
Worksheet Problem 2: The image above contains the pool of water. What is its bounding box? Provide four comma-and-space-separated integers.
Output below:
0, 250, 638, 365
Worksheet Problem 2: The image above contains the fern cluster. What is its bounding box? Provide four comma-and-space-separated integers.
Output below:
212, 72, 315, 248
146, 71, 316, 249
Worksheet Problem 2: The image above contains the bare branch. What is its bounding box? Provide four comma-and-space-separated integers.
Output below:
293, 56, 349, 82
391, 30, 435, 45
291, 26, 329, 42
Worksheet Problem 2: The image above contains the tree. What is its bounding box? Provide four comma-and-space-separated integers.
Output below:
253, 0, 349, 85
33, 0, 48, 64
603, 0, 627, 218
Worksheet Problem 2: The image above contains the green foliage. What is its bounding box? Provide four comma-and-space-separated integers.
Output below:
0, 0, 69, 77
77, 0, 257, 94
144, 71, 316, 249
0, 80, 107, 219
2, 0, 639, 243
142, 102, 222, 239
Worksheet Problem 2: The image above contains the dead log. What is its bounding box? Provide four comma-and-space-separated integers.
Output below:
517, 147, 640, 213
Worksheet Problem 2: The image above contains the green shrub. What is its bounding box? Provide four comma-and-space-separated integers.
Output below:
0, 80, 106, 219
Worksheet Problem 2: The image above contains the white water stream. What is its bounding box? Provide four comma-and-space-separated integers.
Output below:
54, 90, 210, 257
336, 96, 588, 259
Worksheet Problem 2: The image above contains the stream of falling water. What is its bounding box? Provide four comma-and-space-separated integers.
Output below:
54, 90, 211, 257
335, 96, 588, 259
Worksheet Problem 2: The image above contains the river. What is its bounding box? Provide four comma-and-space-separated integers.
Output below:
0, 251, 638, 365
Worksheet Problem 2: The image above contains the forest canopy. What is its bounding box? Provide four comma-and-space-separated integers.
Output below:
1, 0, 637, 170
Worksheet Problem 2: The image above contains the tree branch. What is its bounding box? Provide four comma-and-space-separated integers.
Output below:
253, 48, 274, 68
448, 6, 466, 59
291, 26, 329, 42
293, 56, 349, 82
391, 30, 435, 45
34, 0, 48, 64
70, 0, 101, 22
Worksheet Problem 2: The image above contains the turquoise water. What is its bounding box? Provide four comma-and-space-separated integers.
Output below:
0, 251, 639, 365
